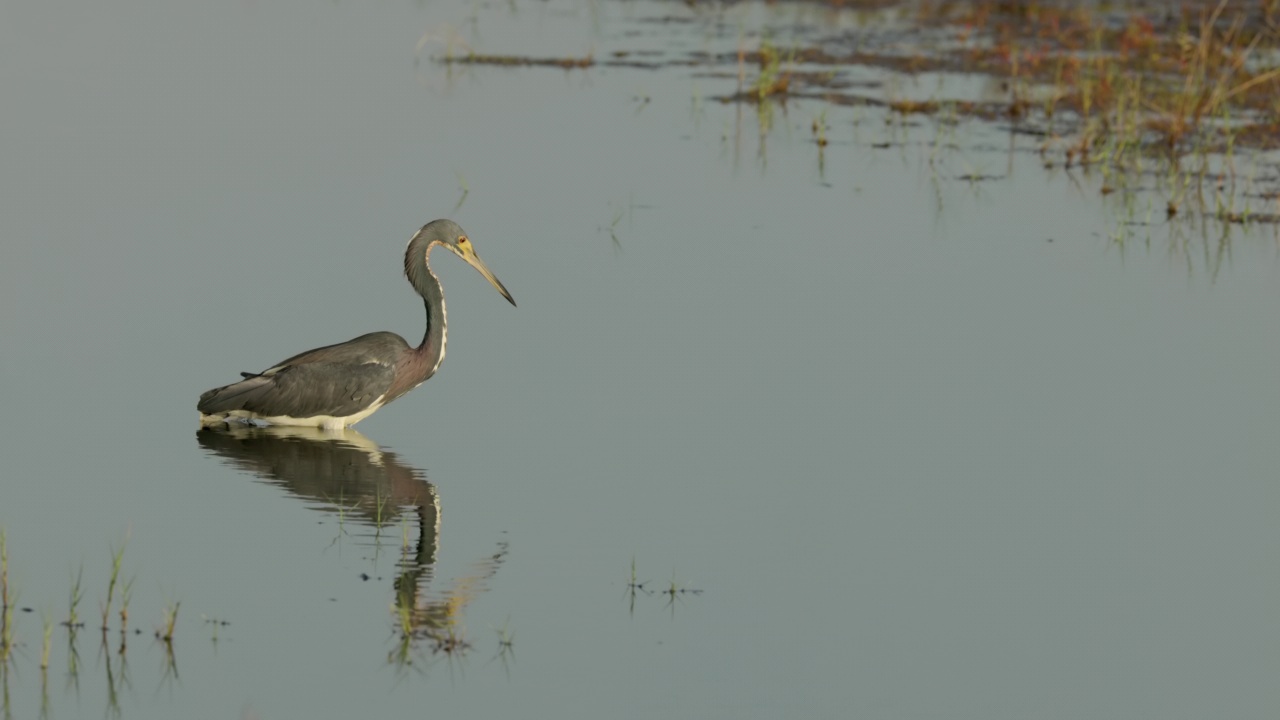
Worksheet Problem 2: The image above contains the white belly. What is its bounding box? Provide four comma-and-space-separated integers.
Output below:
200, 397, 386, 430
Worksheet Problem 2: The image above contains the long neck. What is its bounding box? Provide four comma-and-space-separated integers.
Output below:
382, 235, 450, 404
419, 249, 450, 371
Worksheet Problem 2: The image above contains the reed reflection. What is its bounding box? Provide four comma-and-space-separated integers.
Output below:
196, 425, 507, 668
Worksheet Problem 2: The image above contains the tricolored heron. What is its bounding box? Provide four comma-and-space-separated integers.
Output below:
198, 219, 514, 429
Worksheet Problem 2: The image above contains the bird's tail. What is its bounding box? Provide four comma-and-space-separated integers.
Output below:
197, 375, 273, 414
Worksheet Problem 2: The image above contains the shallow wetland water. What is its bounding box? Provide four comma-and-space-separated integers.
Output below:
1, 1, 1278, 718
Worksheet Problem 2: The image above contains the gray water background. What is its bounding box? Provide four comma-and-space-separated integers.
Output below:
1, 1, 1277, 718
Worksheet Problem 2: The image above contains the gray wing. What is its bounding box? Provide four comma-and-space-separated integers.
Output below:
198, 361, 395, 419
260, 332, 409, 375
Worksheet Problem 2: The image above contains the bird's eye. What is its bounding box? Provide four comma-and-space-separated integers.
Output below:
458, 236, 468, 245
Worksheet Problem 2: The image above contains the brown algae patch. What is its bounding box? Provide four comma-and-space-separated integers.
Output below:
441, 52, 596, 69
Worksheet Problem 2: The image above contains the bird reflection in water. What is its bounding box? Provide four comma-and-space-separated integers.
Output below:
195, 425, 508, 668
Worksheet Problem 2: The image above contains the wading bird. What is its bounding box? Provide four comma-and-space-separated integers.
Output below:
198, 219, 515, 429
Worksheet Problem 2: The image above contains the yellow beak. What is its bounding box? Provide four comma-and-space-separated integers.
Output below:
452, 242, 516, 307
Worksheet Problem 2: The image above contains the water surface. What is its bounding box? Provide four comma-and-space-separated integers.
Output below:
1, 1, 1277, 718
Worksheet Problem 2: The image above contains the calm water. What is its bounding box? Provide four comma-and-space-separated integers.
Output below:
2, 1, 1278, 718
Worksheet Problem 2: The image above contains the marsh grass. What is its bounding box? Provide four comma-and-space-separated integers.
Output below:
693, 0, 1280, 233
661, 571, 704, 609
751, 38, 792, 102
372, 488, 393, 531
39, 663, 51, 720
812, 108, 830, 176
0, 531, 12, 666
911, 0, 1280, 226
484, 616, 516, 677
100, 534, 129, 632
625, 559, 703, 617
65, 624, 81, 693
625, 556, 651, 615
734, 36, 799, 138
40, 612, 52, 670
157, 601, 180, 643
0, 530, 193, 719
322, 490, 360, 551
924, 2, 1279, 146
426, 624, 470, 657
413, 0, 1280, 238
494, 617, 513, 655
159, 638, 179, 687
118, 575, 135, 643
103, 646, 126, 719
64, 564, 83, 630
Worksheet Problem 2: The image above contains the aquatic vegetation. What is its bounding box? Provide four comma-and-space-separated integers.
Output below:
158, 600, 180, 643
420, 0, 1280, 239
118, 573, 135, 646
100, 533, 128, 632
0, 531, 11, 666
39, 612, 52, 670
0, 528, 200, 719
64, 564, 83, 630
625, 558, 703, 617
801, 0, 1280, 226
750, 37, 792, 102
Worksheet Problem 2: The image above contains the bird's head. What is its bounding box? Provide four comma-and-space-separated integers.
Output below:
407, 219, 516, 307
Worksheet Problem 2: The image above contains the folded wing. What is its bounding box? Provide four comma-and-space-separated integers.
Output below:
198, 361, 395, 420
